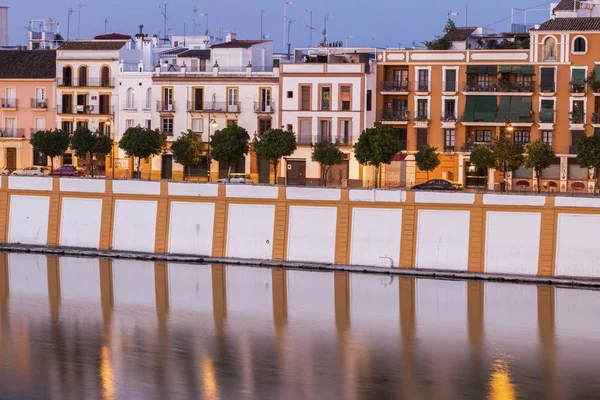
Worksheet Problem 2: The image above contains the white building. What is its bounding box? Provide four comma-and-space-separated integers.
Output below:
279, 47, 376, 185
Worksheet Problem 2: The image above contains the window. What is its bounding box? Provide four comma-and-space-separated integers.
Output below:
100, 66, 111, 87
145, 119, 152, 130
444, 130, 455, 150
320, 86, 331, 110
162, 118, 174, 135
98, 121, 110, 135
543, 37, 557, 61
540, 67, 555, 92
126, 119, 135, 129
366, 90, 372, 111
162, 87, 173, 110
572, 131, 585, 146
62, 153, 73, 165
574, 36, 586, 53
571, 100, 585, 123
126, 88, 135, 109
3, 117, 16, 136
192, 118, 203, 133
193, 87, 203, 111
444, 69, 457, 92
259, 88, 272, 112
34, 117, 46, 132
286, 124, 293, 132
227, 88, 238, 106
516, 74, 532, 85
443, 99, 456, 120
287, 91, 293, 99
3, 87, 16, 108
35, 87, 46, 102
62, 66, 72, 87
540, 99, 554, 123
416, 99, 428, 119
417, 70, 429, 91
514, 130, 530, 144
541, 131, 553, 146
475, 130, 492, 143
340, 86, 351, 110
393, 70, 408, 89
78, 66, 87, 87
417, 129, 428, 148
299, 119, 311, 144
394, 128, 408, 150
61, 121, 73, 134
145, 88, 152, 110
300, 85, 311, 111
319, 120, 331, 142
258, 118, 272, 135
339, 120, 352, 144
76, 120, 87, 129
477, 74, 492, 88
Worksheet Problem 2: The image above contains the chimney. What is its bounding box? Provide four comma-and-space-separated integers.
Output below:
139, 25, 144, 35
226, 32, 237, 42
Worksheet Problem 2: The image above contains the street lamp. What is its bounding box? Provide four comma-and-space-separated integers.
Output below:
207, 118, 218, 182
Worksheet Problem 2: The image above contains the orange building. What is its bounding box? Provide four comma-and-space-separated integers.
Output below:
0, 50, 56, 171
376, 2, 600, 193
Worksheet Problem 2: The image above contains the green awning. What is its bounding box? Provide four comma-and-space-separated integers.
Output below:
507, 96, 532, 122
498, 97, 511, 119
466, 65, 497, 75
521, 66, 535, 75
499, 65, 512, 74
540, 100, 554, 122
499, 65, 535, 75
463, 97, 477, 122
512, 66, 523, 74
595, 65, 600, 83
486, 65, 498, 75
571, 69, 585, 85
473, 96, 497, 122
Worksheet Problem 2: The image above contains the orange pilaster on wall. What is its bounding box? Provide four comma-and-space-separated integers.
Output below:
399, 191, 416, 268
538, 196, 557, 277
154, 182, 170, 254
46, 178, 61, 246
99, 180, 114, 250
211, 185, 228, 258
468, 194, 485, 273
271, 187, 288, 261
0, 176, 9, 243
335, 189, 351, 265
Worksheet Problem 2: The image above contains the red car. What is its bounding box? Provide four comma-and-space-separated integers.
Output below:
50, 165, 86, 177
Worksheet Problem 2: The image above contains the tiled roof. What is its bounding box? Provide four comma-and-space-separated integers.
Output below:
534, 17, 600, 31
553, 0, 580, 11
0, 50, 56, 79
160, 47, 189, 56
211, 40, 268, 49
58, 41, 127, 50
179, 49, 210, 59
444, 27, 477, 42
94, 33, 132, 40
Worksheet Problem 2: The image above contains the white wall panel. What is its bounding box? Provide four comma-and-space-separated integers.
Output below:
415, 192, 475, 204
7, 253, 48, 297
287, 206, 337, 263
112, 200, 157, 253
226, 204, 275, 260
168, 202, 215, 256
8, 195, 50, 245
112, 259, 156, 308
168, 182, 218, 197
59, 257, 101, 302
555, 214, 600, 277
59, 198, 102, 249
416, 210, 470, 271
60, 178, 105, 193
483, 194, 545, 206
485, 211, 541, 275
8, 176, 52, 191
226, 185, 279, 199
350, 208, 402, 267
286, 187, 341, 201
112, 180, 160, 195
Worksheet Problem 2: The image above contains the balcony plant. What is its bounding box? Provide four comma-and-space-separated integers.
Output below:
523, 140, 555, 194
414, 115, 430, 123
254, 128, 297, 184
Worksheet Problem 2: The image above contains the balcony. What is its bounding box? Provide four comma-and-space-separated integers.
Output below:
497, 80, 535, 93
441, 113, 457, 122
416, 81, 430, 93
539, 111, 555, 124
0, 128, 25, 138
122, 101, 138, 111
444, 144, 456, 152
380, 110, 409, 123
463, 82, 499, 93
57, 104, 114, 115
570, 112, 585, 124
466, 141, 494, 151
187, 101, 204, 112
593, 112, 600, 124
540, 82, 556, 93
57, 77, 116, 88
156, 101, 176, 113
462, 112, 533, 124
254, 101, 275, 113
298, 135, 313, 146
31, 98, 48, 109
202, 101, 240, 113
1, 98, 17, 109
380, 81, 410, 93
570, 83, 587, 94
336, 133, 352, 145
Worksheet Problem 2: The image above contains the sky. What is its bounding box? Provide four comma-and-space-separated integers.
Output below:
5, 0, 555, 49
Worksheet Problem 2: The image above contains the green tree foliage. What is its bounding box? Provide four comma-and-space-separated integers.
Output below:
424, 19, 455, 50
353, 123, 401, 188
414, 145, 441, 181
253, 128, 297, 182
210, 123, 250, 181
311, 141, 343, 186
493, 135, 523, 189
30, 129, 71, 171
70, 126, 113, 177
171, 130, 205, 180
470, 145, 495, 170
118, 126, 167, 172
576, 134, 600, 195
524, 140, 555, 194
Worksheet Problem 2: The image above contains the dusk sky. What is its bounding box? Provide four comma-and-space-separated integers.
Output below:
5, 0, 553, 48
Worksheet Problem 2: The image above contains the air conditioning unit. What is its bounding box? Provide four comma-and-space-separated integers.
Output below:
76, 105, 85, 112
86, 105, 94, 111
37, 101, 47, 108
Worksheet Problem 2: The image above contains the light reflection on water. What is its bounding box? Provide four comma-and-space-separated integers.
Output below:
0, 253, 599, 399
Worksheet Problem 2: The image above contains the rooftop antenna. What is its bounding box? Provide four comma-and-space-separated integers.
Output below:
283, 1, 293, 53
345, 35, 353, 47
320, 14, 330, 46
305, 9, 316, 47
159, 3, 169, 42
200, 12, 209, 35
77, 3, 86, 40
261, 9, 267, 40
192, 8, 202, 35
287, 19, 295, 60
67, 7, 75, 40
447, 11, 458, 20
104, 18, 108, 35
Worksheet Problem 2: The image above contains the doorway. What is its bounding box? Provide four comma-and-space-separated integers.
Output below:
465, 161, 487, 188
6, 148, 16, 170
327, 160, 349, 186
286, 159, 306, 186
161, 155, 173, 179
258, 157, 270, 184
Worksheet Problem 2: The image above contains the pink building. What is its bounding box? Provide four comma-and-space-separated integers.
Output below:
0, 50, 56, 170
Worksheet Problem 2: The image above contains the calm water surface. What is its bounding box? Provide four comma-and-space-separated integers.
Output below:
0, 253, 599, 399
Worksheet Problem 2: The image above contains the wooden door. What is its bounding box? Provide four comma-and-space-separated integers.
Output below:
6, 148, 16, 170
258, 157, 270, 184
286, 160, 306, 186
161, 155, 173, 179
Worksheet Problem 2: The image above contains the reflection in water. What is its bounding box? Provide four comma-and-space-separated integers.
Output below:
1, 253, 600, 399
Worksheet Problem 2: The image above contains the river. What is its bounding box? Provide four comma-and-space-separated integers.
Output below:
0, 253, 599, 399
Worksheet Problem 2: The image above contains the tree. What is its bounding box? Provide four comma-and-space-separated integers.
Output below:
493, 135, 523, 191
30, 129, 71, 171
70, 126, 113, 177
311, 141, 343, 186
118, 126, 167, 174
576, 134, 600, 195
524, 140, 555, 194
469, 145, 495, 190
210, 123, 250, 181
253, 128, 297, 183
171, 130, 205, 180
414, 145, 441, 181
424, 19, 455, 50
353, 123, 401, 188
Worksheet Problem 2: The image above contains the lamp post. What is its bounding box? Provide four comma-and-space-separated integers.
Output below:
207, 118, 218, 182
104, 120, 115, 179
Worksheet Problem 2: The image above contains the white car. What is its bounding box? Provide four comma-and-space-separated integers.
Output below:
217, 173, 255, 184
11, 166, 49, 176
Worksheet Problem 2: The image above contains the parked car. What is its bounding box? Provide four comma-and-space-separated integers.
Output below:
50, 165, 86, 177
412, 179, 459, 191
217, 173, 254, 184
11, 166, 49, 176
1, 167, 14, 175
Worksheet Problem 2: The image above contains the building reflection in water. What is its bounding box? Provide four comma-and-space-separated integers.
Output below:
1, 253, 600, 398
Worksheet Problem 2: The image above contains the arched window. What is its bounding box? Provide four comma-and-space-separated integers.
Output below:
63, 66, 72, 87
543, 37, 557, 61
145, 88, 152, 110
100, 66, 111, 87
574, 36, 587, 53
126, 88, 135, 109
78, 66, 87, 87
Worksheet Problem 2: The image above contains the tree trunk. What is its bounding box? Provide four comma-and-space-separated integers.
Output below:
536, 171, 541, 194
595, 167, 599, 196
426, 170, 429, 181
227, 162, 232, 182
374, 165, 379, 189
50, 156, 54, 173
90, 152, 95, 178
273, 160, 279, 185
